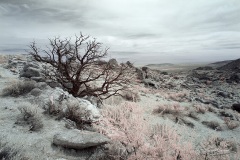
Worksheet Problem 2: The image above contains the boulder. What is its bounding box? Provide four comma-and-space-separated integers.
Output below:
143, 79, 159, 89
31, 77, 45, 82
42, 87, 101, 122
135, 68, 144, 80
142, 66, 149, 72
53, 129, 110, 149
30, 88, 42, 96
20, 67, 41, 78
34, 82, 48, 90
217, 91, 230, 98
108, 58, 118, 68
231, 104, 240, 113
126, 61, 134, 68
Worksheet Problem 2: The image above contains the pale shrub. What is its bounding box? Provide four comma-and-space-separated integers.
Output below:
121, 90, 141, 102
194, 104, 208, 114
153, 102, 185, 116
224, 117, 240, 130
96, 102, 196, 159
17, 102, 43, 131
198, 136, 238, 160
2, 80, 36, 97
166, 91, 189, 102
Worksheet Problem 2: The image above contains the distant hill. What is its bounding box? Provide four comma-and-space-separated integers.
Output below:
217, 58, 240, 70
145, 63, 175, 67
207, 60, 233, 68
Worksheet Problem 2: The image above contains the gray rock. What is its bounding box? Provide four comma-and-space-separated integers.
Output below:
30, 88, 42, 96
20, 67, 41, 78
126, 61, 133, 68
46, 80, 62, 88
31, 76, 45, 82
142, 66, 149, 72
53, 129, 110, 149
35, 82, 48, 90
217, 91, 230, 98
135, 68, 144, 80
143, 79, 159, 89
41, 87, 101, 122
23, 63, 39, 70
108, 58, 118, 68
232, 104, 240, 113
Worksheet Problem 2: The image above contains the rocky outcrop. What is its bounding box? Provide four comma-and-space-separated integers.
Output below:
232, 104, 240, 113
108, 58, 118, 68
229, 73, 240, 83
41, 87, 101, 122
53, 129, 110, 149
143, 79, 159, 89
20, 63, 42, 79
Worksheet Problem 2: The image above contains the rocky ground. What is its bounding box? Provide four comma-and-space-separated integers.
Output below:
0, 54, 240, 159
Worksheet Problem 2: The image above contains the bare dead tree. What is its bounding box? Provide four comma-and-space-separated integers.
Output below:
29, 33, 132, 100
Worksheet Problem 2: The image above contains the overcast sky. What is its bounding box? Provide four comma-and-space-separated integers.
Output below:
0, 0, 240, 64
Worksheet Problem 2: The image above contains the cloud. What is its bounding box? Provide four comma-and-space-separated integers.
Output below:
0, 0, 240, 64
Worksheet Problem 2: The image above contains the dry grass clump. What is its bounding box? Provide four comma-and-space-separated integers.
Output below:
202, 121, 222, 131
0, 141, 19, 160
96, 102, 196, 160
1, 80, 36, 97
177, 117, 195, 128
153, 102, 184, 116
121, 90, 141, 102
44, 95, 62, 115
194, 104, 208, 114
198, 136, 238, 159
0, 136, 29, 160
132, 84, 153, 94
223, 117, 240, 130
188, 111, 199, 120
208, 106, 218, 113
166, 91, 188, 102
17, 103, 43, 131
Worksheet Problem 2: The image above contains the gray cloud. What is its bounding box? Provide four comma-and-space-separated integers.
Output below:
0, 0, 240, 64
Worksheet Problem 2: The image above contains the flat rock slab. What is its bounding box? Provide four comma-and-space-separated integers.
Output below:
53, 129, 110, 149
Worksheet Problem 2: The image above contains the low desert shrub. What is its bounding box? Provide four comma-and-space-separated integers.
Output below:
208, 106, 218, 113
1, 80, 36, 97
121, 90, 141, 102
167, 91, 188, 102
96, 102, 196, 160
224, 117, 240, 130
202, 121, 222, 131
44, 95, 62, 115
194, 104, 208, 114
65, 101, 92, 129
188, 111, 199, 120
153, 102, 184, 116
198, 136, 238, 159
177, 118, 195, 128
17, 103, 43, 131
0, 137, 28, 160
0, 142, 18, 160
